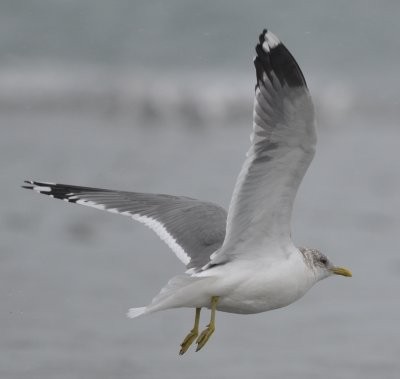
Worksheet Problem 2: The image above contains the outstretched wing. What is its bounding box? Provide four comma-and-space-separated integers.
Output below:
211, 30, 316, 265
23, 181, 227, 270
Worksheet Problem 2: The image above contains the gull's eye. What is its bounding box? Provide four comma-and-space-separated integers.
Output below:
320, 257, 328, 265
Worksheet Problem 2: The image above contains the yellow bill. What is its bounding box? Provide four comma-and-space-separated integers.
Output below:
331, 267, 352, 277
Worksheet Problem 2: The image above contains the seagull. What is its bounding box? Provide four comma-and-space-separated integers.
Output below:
23, 29, 352, 355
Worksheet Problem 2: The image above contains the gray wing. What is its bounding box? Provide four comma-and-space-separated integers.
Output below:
23, 181, 227, 270
211, 30, 316, 265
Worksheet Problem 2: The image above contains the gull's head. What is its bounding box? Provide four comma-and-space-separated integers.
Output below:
299, 247, 352, 281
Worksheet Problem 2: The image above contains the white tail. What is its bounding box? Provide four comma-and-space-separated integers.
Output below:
126, 274, 215, 318
126, 307, 147, 319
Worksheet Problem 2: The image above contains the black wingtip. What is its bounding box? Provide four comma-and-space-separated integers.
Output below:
22, 180, 34, 190
22, 180, 45, 189
22, 180, 56, 195
259, 29, 268, 44
21, 180, 113, 203
254, 29, 307, 89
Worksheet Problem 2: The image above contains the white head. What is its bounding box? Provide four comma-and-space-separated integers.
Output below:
300, 247, 352, 282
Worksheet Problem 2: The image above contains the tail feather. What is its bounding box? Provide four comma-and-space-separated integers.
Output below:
127, 307, 147, 319
127, 274, 215, 319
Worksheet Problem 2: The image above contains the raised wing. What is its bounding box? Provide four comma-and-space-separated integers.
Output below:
23, 181, 227, 270
210, 30, 316, 265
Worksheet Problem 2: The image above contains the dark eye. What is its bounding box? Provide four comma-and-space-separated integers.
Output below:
320, 257, 328, 265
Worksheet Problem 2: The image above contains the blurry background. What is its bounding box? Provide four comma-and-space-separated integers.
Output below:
1, 1, 399, 378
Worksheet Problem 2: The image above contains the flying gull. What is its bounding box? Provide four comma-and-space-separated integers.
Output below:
23, 29, 352, 355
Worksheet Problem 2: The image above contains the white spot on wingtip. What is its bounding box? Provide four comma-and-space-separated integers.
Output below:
262, 41, 270, 52
33, 186, 51, 193
264, 30, 280, 50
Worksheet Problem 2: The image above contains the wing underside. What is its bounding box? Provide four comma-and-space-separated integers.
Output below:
23, 181, 227, 269
211, 30, 316, 265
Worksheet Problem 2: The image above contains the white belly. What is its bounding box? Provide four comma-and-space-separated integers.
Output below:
204, 254, 315, 314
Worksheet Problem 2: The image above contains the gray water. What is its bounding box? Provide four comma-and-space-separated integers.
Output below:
1, 1, 400, 379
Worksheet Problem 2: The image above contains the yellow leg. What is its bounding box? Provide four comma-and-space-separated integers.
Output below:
179, 307, 201, 355
195, 296, 219, 352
